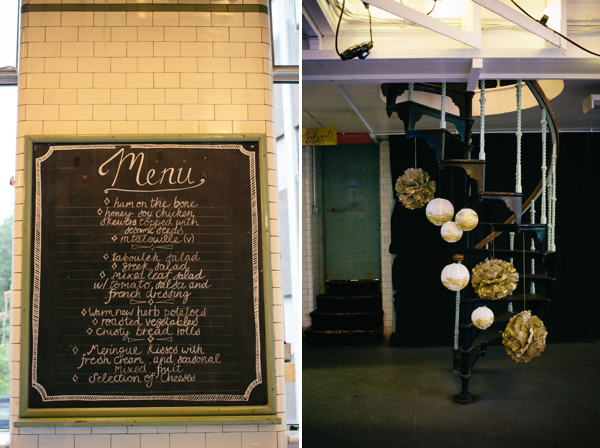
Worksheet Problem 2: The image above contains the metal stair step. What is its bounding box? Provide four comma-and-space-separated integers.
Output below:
477, 223, 548, 253
463, 294, 550, 303
439, 159, 486, 192
407, 129, 471, 160
467, 329, 503, 352
386, 100, 474, 144
478, 192, 523, 224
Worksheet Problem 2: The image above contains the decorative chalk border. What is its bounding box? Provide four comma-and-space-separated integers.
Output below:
31, 143, 262, 402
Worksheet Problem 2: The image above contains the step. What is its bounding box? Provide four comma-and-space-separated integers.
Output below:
461, 311, 515, 328
326, 279, 380, 296
479, 192, 523, 224
463, 294, 550, 303
316, 294, 382, 312
304, 327, 383, 346
478, 222, 548, 253
382, 82, 475, 121
310, 310, 384, 331
466, 248, 548, 259
466, 329, 503, 352
493, 311, 516, 323
407, 129, 472, 160
439, 159, 485, 192
386, 100, 474, 143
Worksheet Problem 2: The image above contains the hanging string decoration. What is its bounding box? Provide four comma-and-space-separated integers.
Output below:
426, 198, 454, 226
471, 259, 519, 300
441, 221, 463, 243
441, 262, 470, 291
471, 306, 494, 330
455, 208, 479, 231
502, 310, 547, 363
394, 168, 436, 210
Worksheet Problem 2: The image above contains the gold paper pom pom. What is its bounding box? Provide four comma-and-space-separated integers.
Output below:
394, 168, 436, 210
471, 258, 519, 300
502, 310, 547, 363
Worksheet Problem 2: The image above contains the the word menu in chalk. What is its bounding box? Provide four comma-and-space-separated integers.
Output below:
28, 142, 267, 408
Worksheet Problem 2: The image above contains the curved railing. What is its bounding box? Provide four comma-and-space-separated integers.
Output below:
475, 80, 559, 251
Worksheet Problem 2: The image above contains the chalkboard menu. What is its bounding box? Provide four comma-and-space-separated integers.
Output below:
18, 136, 278, 424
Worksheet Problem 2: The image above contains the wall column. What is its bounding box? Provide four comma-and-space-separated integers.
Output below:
12, 1, 285, 447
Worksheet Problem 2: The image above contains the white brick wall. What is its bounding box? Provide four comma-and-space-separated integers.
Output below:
12, 1, 285, 447
301, 146, 316, 330
379, 140, 394, 338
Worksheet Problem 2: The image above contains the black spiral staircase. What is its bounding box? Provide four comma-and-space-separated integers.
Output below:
382, 81, 557, 403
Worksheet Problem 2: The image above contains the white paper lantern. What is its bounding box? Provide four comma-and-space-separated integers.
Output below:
426, 198, 454, 226
441, 262, 470, 291
441, 221, 463, 243
471, 306, 495, 330
455, 208, 479, 231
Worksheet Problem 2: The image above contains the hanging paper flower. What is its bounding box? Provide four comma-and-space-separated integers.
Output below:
502, 310, 547, 363
471, 258, 519, 300
394, 168, 436, 210
471, 306, 494, 329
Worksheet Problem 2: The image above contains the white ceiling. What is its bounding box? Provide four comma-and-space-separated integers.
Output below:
302, 79, 600, 134
302, 0, 600, 135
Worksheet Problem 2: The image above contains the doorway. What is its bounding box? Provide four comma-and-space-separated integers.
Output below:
318, 144, 381, 284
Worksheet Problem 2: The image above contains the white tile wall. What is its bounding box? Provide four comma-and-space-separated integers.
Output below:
301, 146, 316, 330
379, 140, 394, 338
12, 1, 283, 448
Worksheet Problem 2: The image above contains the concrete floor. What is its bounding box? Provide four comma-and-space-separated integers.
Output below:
303, 341, 600, 448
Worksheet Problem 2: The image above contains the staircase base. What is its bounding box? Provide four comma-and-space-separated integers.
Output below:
453, 393, 479, 405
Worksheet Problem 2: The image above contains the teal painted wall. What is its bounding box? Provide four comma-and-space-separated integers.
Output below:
317, 145, 380, 287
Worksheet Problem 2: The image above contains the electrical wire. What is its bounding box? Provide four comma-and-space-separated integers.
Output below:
510, 0, 600, 58
426, 0, 437, 16
364, 2, 373, 42
335, 0, 346, 58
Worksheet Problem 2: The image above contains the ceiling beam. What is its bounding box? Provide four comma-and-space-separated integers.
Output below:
471, 0, 566, 49
302, 0, 335, 38
366, 0, 482, 49
467, 58, 483, 91
336, 85, 377, 141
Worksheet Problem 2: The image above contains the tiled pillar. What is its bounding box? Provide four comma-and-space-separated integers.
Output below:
301, 145, 315, 331
12, 1, 285, 447
379, 140, 394, 338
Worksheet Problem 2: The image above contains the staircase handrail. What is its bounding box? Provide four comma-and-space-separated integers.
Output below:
475, 80, 559, 249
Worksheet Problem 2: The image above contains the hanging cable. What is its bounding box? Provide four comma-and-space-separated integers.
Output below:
414, 138, 417, 168
426, 0, 437, 16
510, 0, 600, 58
335, 0, 374, 60
334, 0, 346, 58
365, 2, 373, 43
